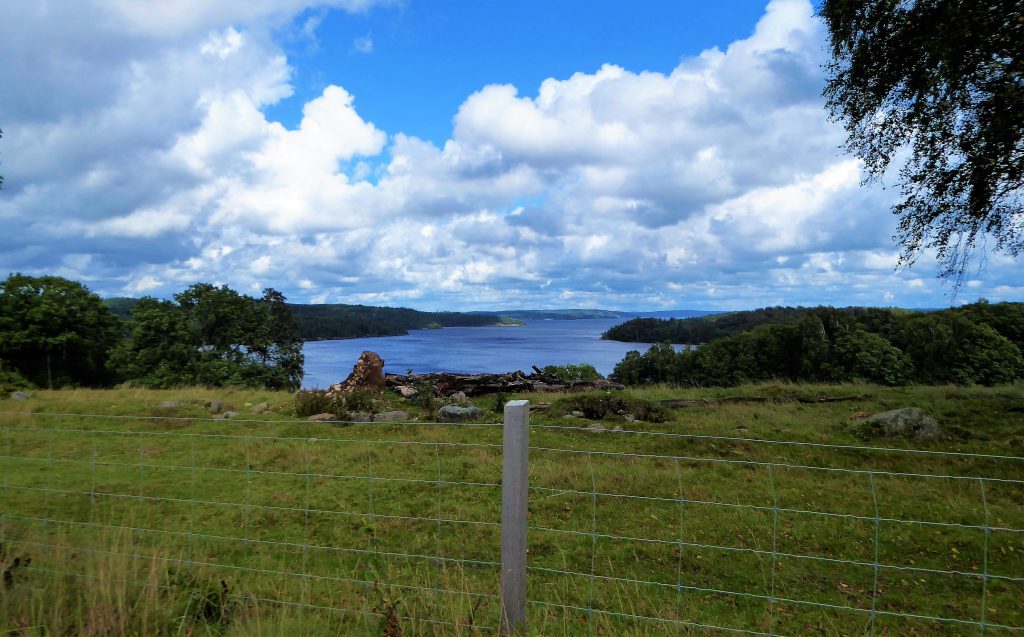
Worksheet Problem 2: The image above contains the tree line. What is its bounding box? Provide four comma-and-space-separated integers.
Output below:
105, 297, 511, 340
0, 274, 303, 391
610, 301, 1024, 387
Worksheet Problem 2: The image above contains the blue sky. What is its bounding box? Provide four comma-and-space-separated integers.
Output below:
0, 0, 1020, 311
269, 1, 770, 142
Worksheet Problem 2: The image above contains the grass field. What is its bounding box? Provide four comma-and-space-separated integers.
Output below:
1, 383, 1022, 636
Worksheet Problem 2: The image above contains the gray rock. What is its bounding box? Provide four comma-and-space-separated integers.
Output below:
448, 391, 468, 404
570, 410, 585, 418
221, 411, 239, 420
11, 391, 30, 400
208, 400, 222, 414
159, 401, 180, 408
396, 385, 418, 398
251, 402, 269, 413
374, 411, 412, 422
436, 405, 484, 421
585, 423, 607, 434
347, 411, 373, 422
307, 413, 336, 422
850, 407, 940, 440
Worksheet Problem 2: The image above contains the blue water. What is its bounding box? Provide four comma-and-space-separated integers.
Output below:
301, 318, 663, 389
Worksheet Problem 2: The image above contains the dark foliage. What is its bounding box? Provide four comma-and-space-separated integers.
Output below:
822, 0, 1024, 281
0, 274, 122, 388
290, 303, 500, 340
550, 393, 669, 423
110, 284, 304, 390
603, 306, 907, 344
611, 301, 1024, 387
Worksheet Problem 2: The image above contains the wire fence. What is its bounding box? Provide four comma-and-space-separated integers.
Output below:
1, 406, 1022, 636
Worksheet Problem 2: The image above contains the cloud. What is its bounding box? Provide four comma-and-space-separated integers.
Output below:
352, 35, 374, 53
0, 0, 1018, 310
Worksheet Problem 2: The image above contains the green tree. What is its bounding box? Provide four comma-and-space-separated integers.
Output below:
112, 283, 304, 390
829, 330, 913, 385
822, 0, 1024, 282
107, 298, 197, 388
0, 274, 122, 387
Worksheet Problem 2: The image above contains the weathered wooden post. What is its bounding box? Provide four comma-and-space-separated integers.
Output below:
501, 400, 529, 635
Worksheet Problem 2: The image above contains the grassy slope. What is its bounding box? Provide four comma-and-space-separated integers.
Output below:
1, 383, 1022, 636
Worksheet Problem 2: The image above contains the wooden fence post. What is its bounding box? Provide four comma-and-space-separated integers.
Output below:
501, 399, 529, 635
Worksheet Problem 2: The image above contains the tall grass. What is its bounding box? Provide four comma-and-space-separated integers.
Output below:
1, 382, 1022, 635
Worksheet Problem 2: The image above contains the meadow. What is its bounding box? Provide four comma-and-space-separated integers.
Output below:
1, 383, 1022, 636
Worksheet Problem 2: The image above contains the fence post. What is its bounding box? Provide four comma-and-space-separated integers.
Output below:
501, 399, 529, 636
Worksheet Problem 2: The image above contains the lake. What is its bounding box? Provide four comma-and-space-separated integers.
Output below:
302, 318, 665, 388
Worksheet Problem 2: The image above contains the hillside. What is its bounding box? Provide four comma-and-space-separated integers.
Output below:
288, 303, 520, 340
105, 298, 521, 340
607, 301, 1024, 387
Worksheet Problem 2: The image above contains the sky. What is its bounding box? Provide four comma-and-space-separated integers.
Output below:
0, 0, 1020, 311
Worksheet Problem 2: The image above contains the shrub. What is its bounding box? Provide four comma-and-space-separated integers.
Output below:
539, 363, 603, 381
551, 393, 669, 422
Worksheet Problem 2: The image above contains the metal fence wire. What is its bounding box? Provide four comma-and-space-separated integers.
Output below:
1, 406, 1022, 636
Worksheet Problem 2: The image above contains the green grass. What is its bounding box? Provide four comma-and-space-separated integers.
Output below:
1, 383, 1023, 636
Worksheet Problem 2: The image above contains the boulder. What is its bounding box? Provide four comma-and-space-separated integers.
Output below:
328, 351, 386, 396
448, 391, 468, 404
436, 405, 484, 422
11, 391, 30, 400
374, 411, 411, 422
251, 402, 269, 413
849, 407, 940, 440
208, 400, 222, 414
395, 385, 418, 399
307, 413, 336, 422
347, 411, 373, 422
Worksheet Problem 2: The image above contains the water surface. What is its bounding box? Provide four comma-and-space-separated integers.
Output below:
302, 318, 663, 388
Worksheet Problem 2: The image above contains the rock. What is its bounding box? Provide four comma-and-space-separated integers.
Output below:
208, 400, 222, 414
328, 351, 386, 396
624, 414, 636, 422
396, 385, 418, 399
850, 407, 940, 440
221, 411, 239, 420
436, 405, 484, 421
374, 411, 411, 422
159, 401, 180, 408
449, 391, 468, 404
585, 423, 607, 434
252, 402, 269, 413
307, 413, 336, 422
347, 411, 374, 422
570, 410, 585, 418
11, 391, 30, 400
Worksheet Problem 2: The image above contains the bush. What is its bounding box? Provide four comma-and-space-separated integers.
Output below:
539, 363, 603, 381
294, 388, 381, 419
551, 393, 669, 422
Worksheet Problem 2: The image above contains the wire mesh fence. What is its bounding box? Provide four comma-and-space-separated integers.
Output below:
1, 406, 1022, 636
0, 411, 507, 634
524, 424, 1024, 636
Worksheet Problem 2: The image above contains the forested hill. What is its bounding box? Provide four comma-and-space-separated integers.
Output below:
287, 304, 518, 340
608, 301, 1024, 387
603, 306, 918, 344
106, 298, 520, 340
